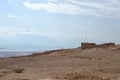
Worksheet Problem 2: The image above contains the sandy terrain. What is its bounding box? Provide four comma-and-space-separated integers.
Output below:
0, 45, 120, 80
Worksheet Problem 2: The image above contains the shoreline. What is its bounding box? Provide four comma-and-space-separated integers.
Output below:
0, 48, 72, 59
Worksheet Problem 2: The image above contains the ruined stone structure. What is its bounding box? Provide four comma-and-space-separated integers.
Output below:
81, 43, 97, 49
81, 42, 115, 49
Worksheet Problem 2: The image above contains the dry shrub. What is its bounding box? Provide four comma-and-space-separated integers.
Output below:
12, 68, 25, 73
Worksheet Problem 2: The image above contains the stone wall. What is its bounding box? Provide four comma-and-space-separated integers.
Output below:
81, 42, 115, 49
81, 43, 97, 49
98, 43, 115, 48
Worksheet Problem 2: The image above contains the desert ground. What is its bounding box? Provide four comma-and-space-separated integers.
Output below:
0, 44, 120, 80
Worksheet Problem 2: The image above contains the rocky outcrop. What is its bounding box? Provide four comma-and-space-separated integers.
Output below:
81, 42, 115, 49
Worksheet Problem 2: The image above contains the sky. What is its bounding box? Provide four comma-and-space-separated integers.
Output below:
0, 0, 120, 50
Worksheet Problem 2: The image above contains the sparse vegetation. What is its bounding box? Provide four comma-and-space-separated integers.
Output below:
12, 68, 25, 73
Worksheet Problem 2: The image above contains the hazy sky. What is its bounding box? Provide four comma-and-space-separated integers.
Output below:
0, 0, 120, 50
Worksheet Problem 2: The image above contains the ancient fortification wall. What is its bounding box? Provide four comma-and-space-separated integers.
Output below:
81, 42, 115, 49
81, 43, 97, 49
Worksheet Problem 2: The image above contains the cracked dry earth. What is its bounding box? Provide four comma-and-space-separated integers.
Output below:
0, 46, 120, 80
